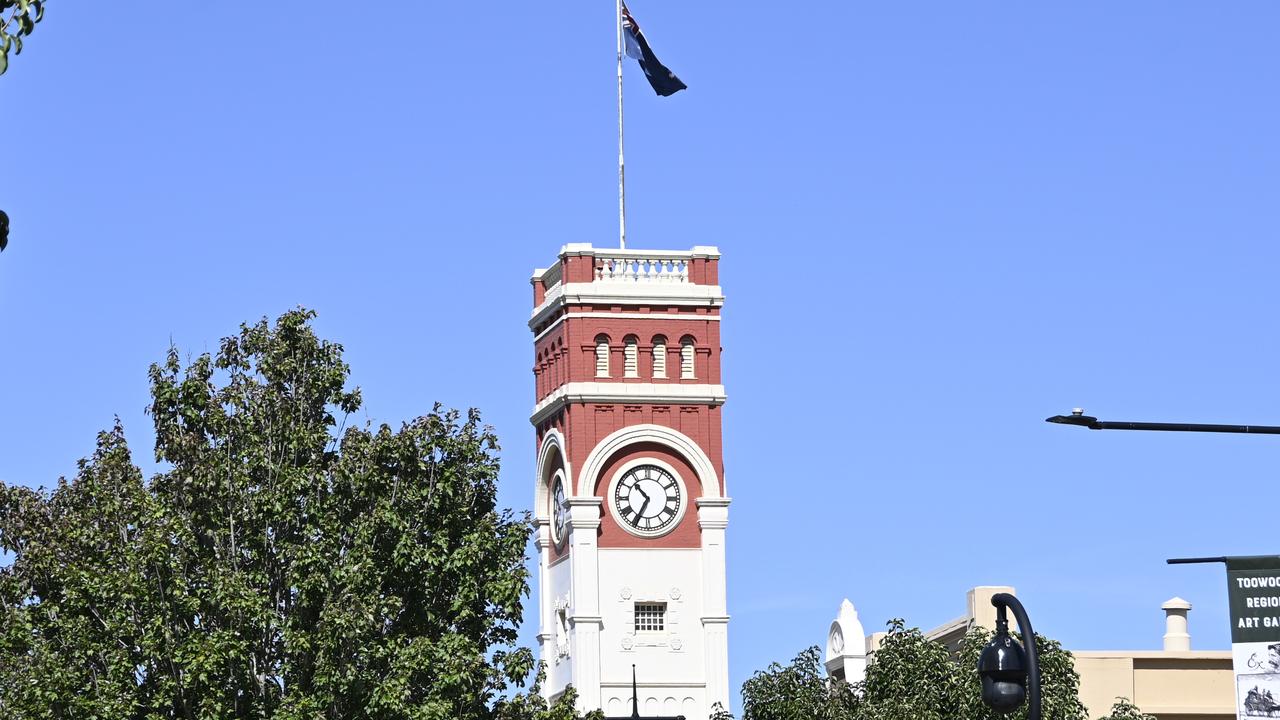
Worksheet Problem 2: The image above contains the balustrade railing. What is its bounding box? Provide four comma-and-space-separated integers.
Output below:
595, 254, 690, 284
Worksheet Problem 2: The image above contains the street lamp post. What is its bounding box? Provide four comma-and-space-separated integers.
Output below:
1046, 408, 1280, 435
977, 593, 1042, 720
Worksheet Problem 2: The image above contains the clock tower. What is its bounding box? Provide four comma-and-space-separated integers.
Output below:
531, 244, 730, 717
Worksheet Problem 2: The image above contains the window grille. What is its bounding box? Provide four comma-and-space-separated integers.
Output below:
634, 602, 667, 632
680, 338, 695, 379
624, 336, 639, 378
596, 336, 610, 378
652, 338, 667, 378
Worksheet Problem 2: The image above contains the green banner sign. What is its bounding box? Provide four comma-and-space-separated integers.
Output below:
1227, 556, 1280, 645
1215, 556, 1280, 718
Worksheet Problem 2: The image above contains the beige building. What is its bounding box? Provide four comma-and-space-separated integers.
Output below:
825, 587, 1234, 720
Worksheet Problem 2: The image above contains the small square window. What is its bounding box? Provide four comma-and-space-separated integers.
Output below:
634, 602, 666, 632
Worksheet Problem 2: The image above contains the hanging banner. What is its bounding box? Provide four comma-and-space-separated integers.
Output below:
1225, 556, 1280, 719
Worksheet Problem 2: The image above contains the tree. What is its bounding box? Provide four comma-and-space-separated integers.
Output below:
1095, 697, 1155, 720
495, 679, 604, 720
856, 621, 972, 720
730, 646, 858, 720
731, 619, 1113, 720
1, 0, 45, 75
0, 309, 569, 719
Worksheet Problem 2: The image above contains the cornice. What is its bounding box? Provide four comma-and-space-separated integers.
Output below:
530, 282, 725, 331
530, 382, 727, 426
532, 311, 720, 343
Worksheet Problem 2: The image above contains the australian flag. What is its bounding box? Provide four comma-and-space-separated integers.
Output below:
622, 2, 687, 97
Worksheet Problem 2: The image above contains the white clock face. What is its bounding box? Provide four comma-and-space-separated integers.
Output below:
613, 464, 682, 535
551, 476, 568, 547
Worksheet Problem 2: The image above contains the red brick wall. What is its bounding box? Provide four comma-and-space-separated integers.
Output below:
533, 250, 724, 554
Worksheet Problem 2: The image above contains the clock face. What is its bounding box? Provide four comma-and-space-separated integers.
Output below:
551, 476, 568, 547
613, 464, 682, 535
830, 626, 845, 655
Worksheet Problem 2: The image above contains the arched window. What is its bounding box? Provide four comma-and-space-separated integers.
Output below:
651, 335, 667, 379
595, 335, 611, 378
680, 336, 696, 379
536, 349, 546, 395
623, 335, 639, 378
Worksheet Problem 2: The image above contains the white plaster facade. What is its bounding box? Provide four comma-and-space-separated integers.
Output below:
824, 599, 868, 684
536, 433, 732, 717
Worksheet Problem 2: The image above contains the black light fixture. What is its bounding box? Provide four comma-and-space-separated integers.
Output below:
976, 593, 1041, 720
1046, 408, 1280, 435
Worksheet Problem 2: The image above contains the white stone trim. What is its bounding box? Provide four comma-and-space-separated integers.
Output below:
530, 282, 725, 331
532, 312, 720, 343
565, 496, 604, 710
558, 243, 721, 260
532, 261, 563, 289
530, 382, 727, 427
599, 681, 708, 690
695, 497, 731, 530
535, 430, 572, 517
577, 424, 722, 498
605, 457, 691, 539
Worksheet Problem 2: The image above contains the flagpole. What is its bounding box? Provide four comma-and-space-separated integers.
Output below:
616, 0, 627, 249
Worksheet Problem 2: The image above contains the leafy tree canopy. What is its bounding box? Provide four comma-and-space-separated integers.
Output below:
0, 0, 44, 75
0, 309, 580, 720
728, 619, 1153, 720
1095, 697, 1156, 720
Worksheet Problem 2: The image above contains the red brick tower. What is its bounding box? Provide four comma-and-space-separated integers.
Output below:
531, 244, 729, 717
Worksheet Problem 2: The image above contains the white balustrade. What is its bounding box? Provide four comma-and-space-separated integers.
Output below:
595, 255, 690, 284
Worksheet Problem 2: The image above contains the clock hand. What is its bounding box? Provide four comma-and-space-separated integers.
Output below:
635, 487, 651, 519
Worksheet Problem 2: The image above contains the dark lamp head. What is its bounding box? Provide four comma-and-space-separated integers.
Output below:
977, 631, 1028, 713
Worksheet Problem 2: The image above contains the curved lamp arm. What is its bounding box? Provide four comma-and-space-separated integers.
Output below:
992, 593, 1041, 720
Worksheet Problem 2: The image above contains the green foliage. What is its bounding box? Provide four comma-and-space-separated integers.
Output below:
735, 646, 858, 720
731, 620, 1091, 720
0, 309, 574, 719
856, 621, 969, 720
0, 0, 45, 75
1094, 697, 1155, 720
494, 680, 604, 720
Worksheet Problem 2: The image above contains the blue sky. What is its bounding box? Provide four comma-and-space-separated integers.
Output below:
3, 1, 1279, 711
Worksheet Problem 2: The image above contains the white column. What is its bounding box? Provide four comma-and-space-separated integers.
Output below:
698, 497, 731, 713
568, 498, 604, 713
534, 519, 555, 698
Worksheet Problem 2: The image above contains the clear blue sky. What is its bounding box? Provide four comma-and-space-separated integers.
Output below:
3, 1, 1279, 711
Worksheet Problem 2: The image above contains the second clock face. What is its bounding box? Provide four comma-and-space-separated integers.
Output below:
613, 464, 682, 534
551, 476, 568, 547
